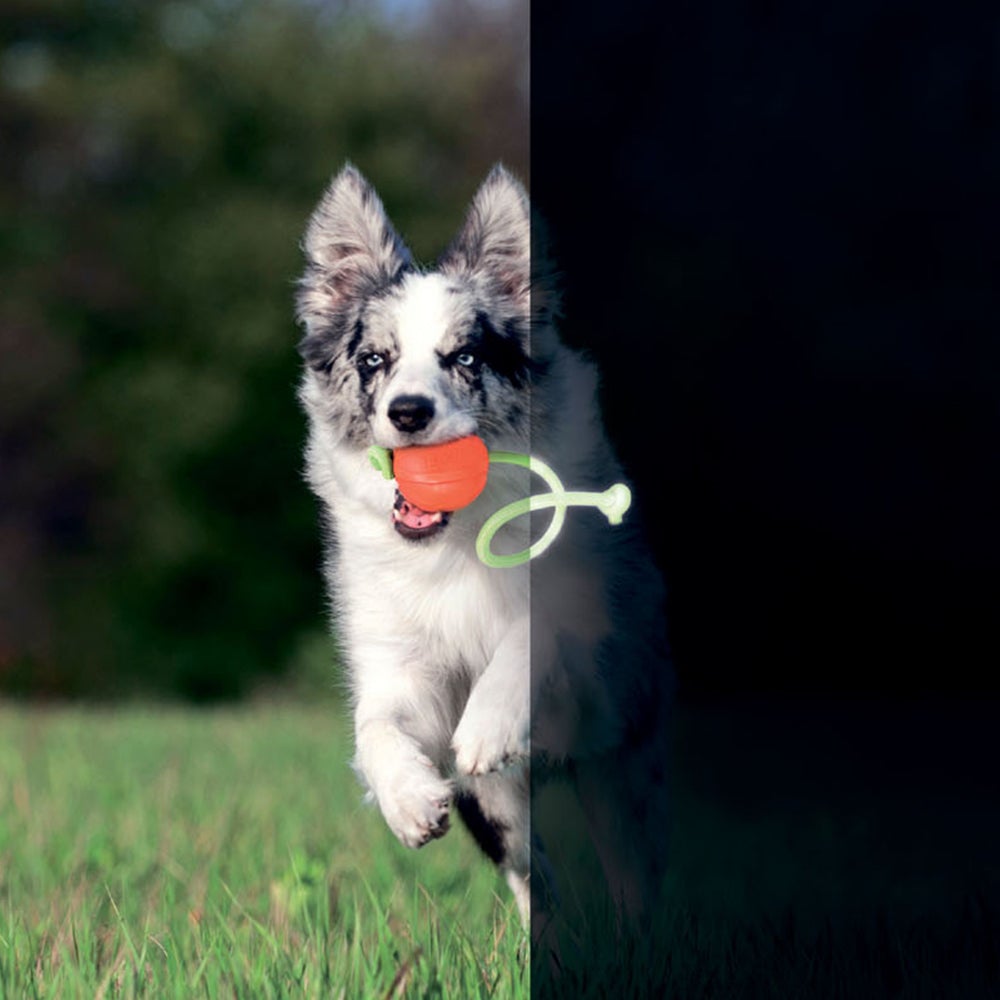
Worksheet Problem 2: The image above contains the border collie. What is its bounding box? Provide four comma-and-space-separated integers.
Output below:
296, 164, 672, 928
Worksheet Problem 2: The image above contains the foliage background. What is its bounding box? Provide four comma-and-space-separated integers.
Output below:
1, 0, 528, 699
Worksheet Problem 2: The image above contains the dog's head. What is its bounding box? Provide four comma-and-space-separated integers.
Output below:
296, 164, 555, 540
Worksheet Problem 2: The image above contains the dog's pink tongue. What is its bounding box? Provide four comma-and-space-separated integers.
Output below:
396, 498, 441, 530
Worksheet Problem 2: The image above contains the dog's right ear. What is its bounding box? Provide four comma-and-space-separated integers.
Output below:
296, 164, 412, 333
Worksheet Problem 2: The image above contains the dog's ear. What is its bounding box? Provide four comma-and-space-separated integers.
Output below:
296, 164, 412, 333
440, 165, 533, 309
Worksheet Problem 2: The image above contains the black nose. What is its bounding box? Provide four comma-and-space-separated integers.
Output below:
388, 394, 436, 433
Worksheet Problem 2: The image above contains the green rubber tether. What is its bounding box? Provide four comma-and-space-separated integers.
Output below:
475, 452, 631, 568
368, 445, 393, 480
366, 445, 632, 569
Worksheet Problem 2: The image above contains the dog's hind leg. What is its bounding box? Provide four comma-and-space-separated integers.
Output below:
453, 767, 531, 924
571, 731, 671, 926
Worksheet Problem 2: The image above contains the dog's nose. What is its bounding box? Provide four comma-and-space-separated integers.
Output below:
388, 394, 436, 433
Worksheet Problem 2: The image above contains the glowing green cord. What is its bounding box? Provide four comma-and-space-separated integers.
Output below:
475, 452, 631, 568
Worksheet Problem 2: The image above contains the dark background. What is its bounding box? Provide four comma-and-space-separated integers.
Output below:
0, 0, 529, 700
533, 0, 999, 698
530, 7, 1000, 993
6, 0, 994, 704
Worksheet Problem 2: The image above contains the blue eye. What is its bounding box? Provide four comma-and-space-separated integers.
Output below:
456, 352, 476, 367
363, 353, 384, 369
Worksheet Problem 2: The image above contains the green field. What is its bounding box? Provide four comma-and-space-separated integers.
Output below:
1, 699, 997, 998
0, 703, 526, 999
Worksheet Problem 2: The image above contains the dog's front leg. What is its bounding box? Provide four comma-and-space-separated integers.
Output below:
352, 646, 453, 849
452, 616, 530, 776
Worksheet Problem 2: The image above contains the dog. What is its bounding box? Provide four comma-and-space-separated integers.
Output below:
295, 163, 673, 931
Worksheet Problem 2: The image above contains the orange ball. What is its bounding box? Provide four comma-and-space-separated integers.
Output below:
393, 435, 490, 512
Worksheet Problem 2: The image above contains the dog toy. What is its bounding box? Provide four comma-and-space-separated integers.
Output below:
368, 435, 632, 568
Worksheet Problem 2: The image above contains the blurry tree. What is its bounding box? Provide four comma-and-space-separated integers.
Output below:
0, 0, 527, 698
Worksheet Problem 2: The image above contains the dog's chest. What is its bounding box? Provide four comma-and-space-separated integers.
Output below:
345, 537, 527, 674
406, 556, 523, 672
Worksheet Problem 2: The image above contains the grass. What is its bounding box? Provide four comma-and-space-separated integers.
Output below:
527, 698, 1000, 999
0, 702, 526, 998
1, 697, 997, 998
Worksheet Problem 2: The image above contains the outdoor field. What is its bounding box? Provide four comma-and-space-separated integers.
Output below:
3, 0, 996, 997
2, 698, 996, 998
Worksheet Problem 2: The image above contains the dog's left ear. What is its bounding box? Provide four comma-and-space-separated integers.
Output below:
440, 165, 533, 310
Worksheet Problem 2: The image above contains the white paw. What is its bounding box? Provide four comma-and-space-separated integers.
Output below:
376, 753, 452, 849
452, 700, 529, 776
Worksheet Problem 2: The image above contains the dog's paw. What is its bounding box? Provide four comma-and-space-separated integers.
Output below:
377, 755, 452, 849
452, 702, 529, 776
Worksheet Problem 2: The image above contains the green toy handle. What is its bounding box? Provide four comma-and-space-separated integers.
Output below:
368, 445, 393, 480
475, 452, 632, 568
